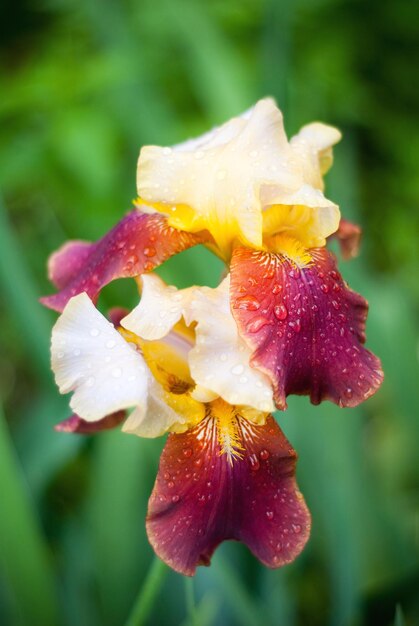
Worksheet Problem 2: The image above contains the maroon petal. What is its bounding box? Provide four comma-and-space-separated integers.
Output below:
47, 240, 93, 289
41, 209, 208, 312
107, 307, 129, 328
146, 414, 310, 576
331, 218, 362, 260
55, 411, 126, 433
230, 247, 383, 409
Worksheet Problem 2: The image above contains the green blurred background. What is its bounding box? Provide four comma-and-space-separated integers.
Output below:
0, 0, 418, 624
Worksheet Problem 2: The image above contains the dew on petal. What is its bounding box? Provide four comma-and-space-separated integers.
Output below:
274, 304, 288, 320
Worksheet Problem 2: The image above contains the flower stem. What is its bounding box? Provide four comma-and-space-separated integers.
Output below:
185, 577, 198, 626
124, 557, 168, 626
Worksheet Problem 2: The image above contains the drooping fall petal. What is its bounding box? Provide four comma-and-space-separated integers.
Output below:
41, 209, 208, 312
230, 247, 383, 409
146, 414, 310, 576
55, 411, 126, 433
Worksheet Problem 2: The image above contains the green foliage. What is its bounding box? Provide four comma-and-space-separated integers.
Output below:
0, 0, 418, 625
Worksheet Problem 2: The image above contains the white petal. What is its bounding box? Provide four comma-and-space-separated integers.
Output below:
51, 293, 150, 421
123, 274, 275, 412
137, 98, 341, 252
121, 274, 195, 341
122, 380, 188, 438
290, 121, 342, 180
186, 277, 275, 412
137, 98, 299, 251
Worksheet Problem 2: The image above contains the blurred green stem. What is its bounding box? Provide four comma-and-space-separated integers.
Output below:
0, 403, 58, 625
124, 557, 168, 626
185, 577, 197, 626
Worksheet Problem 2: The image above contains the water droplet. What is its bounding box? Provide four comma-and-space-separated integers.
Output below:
331, 300, 340, 310
246, 316, 271, 333
144, 246, 156, 258
167, 481, 175, 489
144, 261, 154, 272
249, 454, 260, 471
231, 364, 244, 376
266, 511, 274, 520
288, 318, 301, 333
260, 449, 270, 460
344, 387, 353, 399
234, 295, 260, 311
90, 328, 99, 337
182, 447, 193, 458
171, 495, 180, 503
292, 523, 302, 534
272, 283, 282, 295
274, 304, 288, 320
320, 283, 329, 294
106, 340, 116, 349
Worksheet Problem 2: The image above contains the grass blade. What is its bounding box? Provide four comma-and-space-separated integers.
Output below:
0, 403, 58, 625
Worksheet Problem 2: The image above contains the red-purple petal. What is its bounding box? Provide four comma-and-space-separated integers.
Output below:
107, 307, 129, 328
41, 209, 208, 312
331, 218, 362, 260
55, 411, 126, 433
47, 240, 93, 289
146, 415, 310, 576
230, 247, 383, 409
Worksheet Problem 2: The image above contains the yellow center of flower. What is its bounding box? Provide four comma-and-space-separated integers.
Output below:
210, 398, 245, 465
266, 233, 313, 268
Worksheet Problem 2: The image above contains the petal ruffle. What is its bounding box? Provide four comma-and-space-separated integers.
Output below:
41, 209, 208, 312
146, 414, 310, 576
230, 247, 383, 409
55, 411, 126, 433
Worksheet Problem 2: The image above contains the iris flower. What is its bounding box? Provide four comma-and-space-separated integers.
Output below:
43, 98, 383, 575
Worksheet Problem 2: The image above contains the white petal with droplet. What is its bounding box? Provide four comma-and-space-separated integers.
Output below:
51, 293, 150, 421
121, 274, 196, 341
185, 277, 275, 412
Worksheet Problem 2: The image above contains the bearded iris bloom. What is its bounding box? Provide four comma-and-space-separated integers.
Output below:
50, 288, 310, 575
43, 98, 383, 575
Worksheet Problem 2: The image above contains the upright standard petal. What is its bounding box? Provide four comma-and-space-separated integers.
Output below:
137, 98, 341, 257
51, 293, 150, 421
41, 209, 208, 312
230, 247, 383, 409
147, 410, 310, 576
